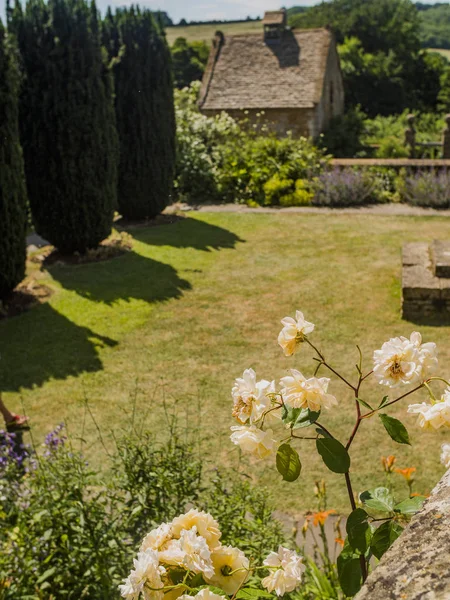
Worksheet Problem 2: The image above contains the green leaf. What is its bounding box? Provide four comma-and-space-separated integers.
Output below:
360, 487, 395, 515
282, 407, 320, 429
356, 398, 373, 411
236, 589, 273, 600
36, 568, 56, 585
292, 408, 321, 429
337, 554, 362, 597
379, 414, 411, 445
346, 508, 371, 554
379, 395, 389, 408
370, 521, 403, 559
394, 496, 426, 516
316, 437, 350, 473
276, 444, 301, 482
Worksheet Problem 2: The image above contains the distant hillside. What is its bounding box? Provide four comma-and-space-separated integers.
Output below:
165, 2, 450, 50
165, 20, 262, 45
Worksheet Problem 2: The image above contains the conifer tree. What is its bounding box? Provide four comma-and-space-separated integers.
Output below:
106, 7, 176, 220
0, 20, 27, 299
11, 0, 118, 254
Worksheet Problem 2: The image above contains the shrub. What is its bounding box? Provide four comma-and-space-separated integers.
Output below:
174, 84, 327, 206
174, 83, 241, 204
219, 134, 326, 206
11, 0, 118, 253
0, 424, 285, 597
105, 7, 176, 220
374, 136, 409, 158
0, 24, 27, 300
404, 171, 450, 208
313, 168, 376, 207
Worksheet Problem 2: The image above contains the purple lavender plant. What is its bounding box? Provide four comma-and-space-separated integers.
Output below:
44, 423, 67, 456
313, 168, 376, 207
405, 171, 450, 208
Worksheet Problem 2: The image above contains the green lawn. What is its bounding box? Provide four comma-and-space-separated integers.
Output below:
166, 21, 262, 45
427, 47, 450, 60
1, 212, 449, 513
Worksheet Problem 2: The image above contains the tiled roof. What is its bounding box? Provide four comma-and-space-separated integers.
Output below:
199, 28, 332, 111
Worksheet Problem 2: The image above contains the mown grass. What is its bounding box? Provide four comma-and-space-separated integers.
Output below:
166, 21, 262, 45
1, 212, 450, 513
427, 47, 450, 60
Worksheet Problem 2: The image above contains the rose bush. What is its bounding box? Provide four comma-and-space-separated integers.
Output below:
228, 309, 449, 596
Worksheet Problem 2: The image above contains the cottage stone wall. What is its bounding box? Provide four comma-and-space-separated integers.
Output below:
314, 40, 345, 137
355, 468, 450, 599
202, 107, 316, 138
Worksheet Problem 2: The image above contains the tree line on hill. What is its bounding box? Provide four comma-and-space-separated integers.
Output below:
169, 0, 450, 118
0, 0, 175, 301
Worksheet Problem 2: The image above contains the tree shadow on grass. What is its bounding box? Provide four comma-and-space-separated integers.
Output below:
125, 215, 245, 251
49, 251, 191, 305
0, 303, 118, 392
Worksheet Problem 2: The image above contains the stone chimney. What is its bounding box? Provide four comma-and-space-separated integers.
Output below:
263, 9, 287, 43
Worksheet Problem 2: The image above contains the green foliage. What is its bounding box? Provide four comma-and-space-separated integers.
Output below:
276, 444, 302, 482
290, 0, 421, 56
174, 84, 326, 206
316, 438, 350, 474
11, 0, 118, 253
0, 426, 286, 597
370, 520, 403, 559
172, 37, 209, 88
0, 22, 27, 299
319, 106, 366, 158
360, 487, 395, 516
419, 3, 450, 49
105, 7, 176, 220
379, 414, 411, 445
346, 509, 371, 554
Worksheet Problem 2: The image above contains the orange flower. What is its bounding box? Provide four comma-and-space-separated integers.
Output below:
381, 455, 396, 473
395, 467, 416, 482
309, 510, 336, 527
335, 538, 345, 548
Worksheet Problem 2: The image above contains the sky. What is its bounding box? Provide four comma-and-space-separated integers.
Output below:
0, 0, 447, 25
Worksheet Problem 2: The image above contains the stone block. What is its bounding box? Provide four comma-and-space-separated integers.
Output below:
431, 240, 450, 278
402, 265, 440, 301
403, 242, 430, 267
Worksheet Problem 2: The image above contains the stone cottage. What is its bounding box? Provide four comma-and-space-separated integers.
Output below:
198, 9, 344, 138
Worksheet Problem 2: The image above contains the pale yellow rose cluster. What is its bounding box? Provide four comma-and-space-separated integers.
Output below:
119, 509, 249, 600
230, 311, 339, 460
373, 332, 438, 388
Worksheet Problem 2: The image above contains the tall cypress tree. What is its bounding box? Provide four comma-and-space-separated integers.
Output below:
105, 7, 176, 220
0, 20, 27, 299
11, 0, 118, 254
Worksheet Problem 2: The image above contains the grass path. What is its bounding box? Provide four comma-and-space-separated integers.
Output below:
1, 212, 449, 512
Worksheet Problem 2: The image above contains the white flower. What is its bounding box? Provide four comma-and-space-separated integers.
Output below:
178, 589, 228, 600
373, 332, 438, 388
205, 545, 249, 594
119, 549, 165, 600
231, 368, 276, 424
373, 333, 422, 387
119, 576, 138, 600
179, 527, 214, 578
280, 370, 337, 412
410, 331, 438, 378
158, 539, 185, 567
140, 522, 172, 552
262, 546, 305, 596
171, 509, 221, 549
408, 389, 450, 430
230, 425, 277, 459
441, 443, 450, 468
278, 311, 315, 357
